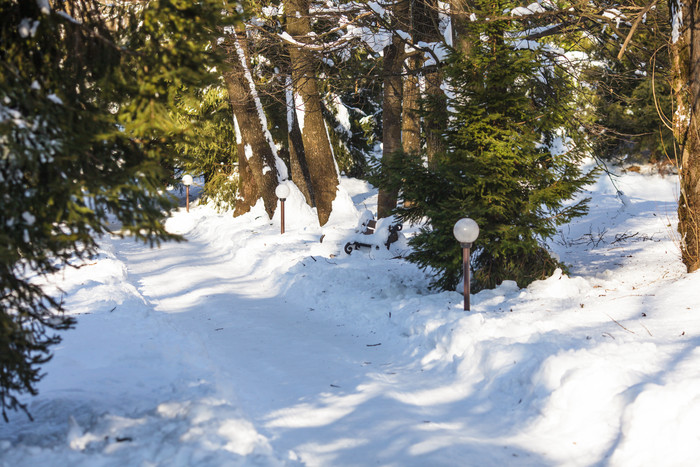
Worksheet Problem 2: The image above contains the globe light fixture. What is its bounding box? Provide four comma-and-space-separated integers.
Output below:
182, 174, 194, 213
453, 218, 479, 311
275, 183, 290, 200
453, 218, 479, 246
275, 183, 290, 234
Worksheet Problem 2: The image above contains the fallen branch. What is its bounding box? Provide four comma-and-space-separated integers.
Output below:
604, 312, 636, 334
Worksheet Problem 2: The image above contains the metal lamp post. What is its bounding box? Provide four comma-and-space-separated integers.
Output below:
275, 183, 290, 234
453, 218, 479, 311
182, 174, 193, 213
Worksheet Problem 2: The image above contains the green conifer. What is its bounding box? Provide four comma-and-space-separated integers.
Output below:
377, 0, 595, 291
0, 0, 232, 421
174, 85, 239, 211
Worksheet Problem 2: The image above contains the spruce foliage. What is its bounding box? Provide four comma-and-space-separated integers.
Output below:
0, 0, 231, 421
376, 1, 595, 291
322, 46, 384, 178
174, 85, 239, 211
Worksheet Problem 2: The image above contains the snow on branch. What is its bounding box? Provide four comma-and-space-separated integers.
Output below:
511, 2, 548, 17
670, 0, 683, 44
278, 31, 352, 52
36, 0, 50, 15
276, 11, 373, 53
56, 10, 81, 24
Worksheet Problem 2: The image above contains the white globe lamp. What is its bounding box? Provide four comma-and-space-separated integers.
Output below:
275, 183, 290, 200
453, 217, 479, 247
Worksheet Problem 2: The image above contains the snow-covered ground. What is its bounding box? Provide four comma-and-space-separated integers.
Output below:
2, 168, 699, 466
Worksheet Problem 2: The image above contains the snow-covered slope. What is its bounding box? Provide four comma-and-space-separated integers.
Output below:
2, 169, 698, 467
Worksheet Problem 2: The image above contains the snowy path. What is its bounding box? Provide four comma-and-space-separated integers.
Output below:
4, 173, 700, 466
113, 233, 398, 448
111, 220, 530, 466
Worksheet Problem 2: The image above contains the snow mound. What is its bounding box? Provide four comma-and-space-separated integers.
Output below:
3, 169, 699, 466
525, 268, 592, 300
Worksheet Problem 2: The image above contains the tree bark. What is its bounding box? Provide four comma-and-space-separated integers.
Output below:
377, 0, 410, 218
402, 0, 444, 160
421, 0, 450, 167
222, 24, 280, 218
401, 0, 430, 158
402, 54, 421, 155
670, 0, 700, 272
286, 77, 315, 206
285, 0, 339, 226
451, 0, 474, 56
234, 143, 259, 216
424, 70, 447, 167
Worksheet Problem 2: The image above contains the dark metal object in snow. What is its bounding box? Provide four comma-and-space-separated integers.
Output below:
344, 220, 403, 255
279, 197, 286, 234
462, 244, 472, 311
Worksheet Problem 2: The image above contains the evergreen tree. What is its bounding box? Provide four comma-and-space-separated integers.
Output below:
321, 45, 383, 178
376, 0, 595, 291
0, 0, 231, 421
174, 85, 239, 211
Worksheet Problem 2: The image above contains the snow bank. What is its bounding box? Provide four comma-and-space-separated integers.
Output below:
3, 171, 699, 466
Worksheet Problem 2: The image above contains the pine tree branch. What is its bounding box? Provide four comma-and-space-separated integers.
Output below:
617, 0, 659, 59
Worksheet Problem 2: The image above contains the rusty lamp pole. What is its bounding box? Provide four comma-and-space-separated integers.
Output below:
182, 174, 193, 213
453, 218, 479, 311
275, 183, 290, 234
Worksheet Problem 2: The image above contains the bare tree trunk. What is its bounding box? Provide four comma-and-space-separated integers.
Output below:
377, 0, 410, 218
401, 0, 447, 160
449, 0, 476, 56
401, 57, 420, 210
670, 0, 700, 272
222, 24, 281, 218
286, 76, 315, 207
424, 71, 446, 167
234, 143, 259, 216
422, 0, 448, 167
402, 0, 431, 211
285, 0, 339, 226
402, 54, 421, 155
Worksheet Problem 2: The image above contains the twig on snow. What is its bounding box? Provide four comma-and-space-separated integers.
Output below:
604, 312, 636, 334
